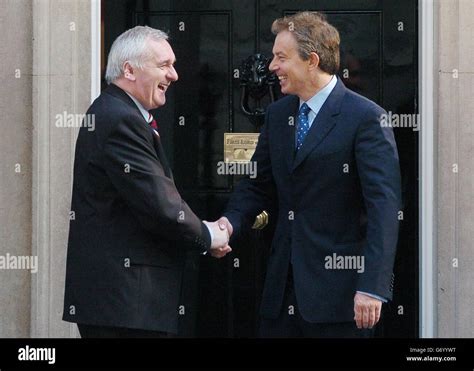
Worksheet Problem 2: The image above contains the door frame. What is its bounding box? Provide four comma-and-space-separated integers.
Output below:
91, 0, 435, 338
419, 0, 436, 338
91, 0, 101, 102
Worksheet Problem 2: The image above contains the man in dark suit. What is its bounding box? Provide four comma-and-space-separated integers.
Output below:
218, 12, 401, 337
63, 26, 231, 338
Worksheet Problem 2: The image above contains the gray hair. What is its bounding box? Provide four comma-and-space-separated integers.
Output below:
105, 26, 169, 84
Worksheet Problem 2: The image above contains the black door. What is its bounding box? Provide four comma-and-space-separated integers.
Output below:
103, 0, 418, 338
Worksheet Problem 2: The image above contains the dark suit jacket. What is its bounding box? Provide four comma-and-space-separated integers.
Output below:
63, 83, 211, 334
224, 78, 401, 323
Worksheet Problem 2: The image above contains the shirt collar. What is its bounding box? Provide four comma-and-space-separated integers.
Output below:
299, 75, 337, 113
125, 92, 153, 123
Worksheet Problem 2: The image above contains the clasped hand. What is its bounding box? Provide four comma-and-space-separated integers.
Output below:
203, 217, 233, 258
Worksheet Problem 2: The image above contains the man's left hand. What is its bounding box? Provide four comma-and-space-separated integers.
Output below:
353, 292, 382, 329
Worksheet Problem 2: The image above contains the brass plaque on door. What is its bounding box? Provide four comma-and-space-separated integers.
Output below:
224, 133, 259, 163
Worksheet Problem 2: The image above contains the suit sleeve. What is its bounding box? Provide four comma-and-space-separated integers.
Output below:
102, 115, 211, 252
354, 105, 402, 300
223, 109, 277, 236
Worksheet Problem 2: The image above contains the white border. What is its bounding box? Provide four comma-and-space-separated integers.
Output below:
419, 0, 436, 338
91, 0, 101, 102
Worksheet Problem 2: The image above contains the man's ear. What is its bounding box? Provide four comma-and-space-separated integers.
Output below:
123, 61, 136, 81
308, 52, 320, 71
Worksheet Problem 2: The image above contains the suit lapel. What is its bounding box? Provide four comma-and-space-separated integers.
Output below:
106, 84, 174, 180
151, 131, 173, 180
283, 96, 300, 174
292, 78, 346, 172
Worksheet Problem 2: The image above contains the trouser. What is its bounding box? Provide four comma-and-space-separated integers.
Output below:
259, 264, 375, 338
77, 323, 173, 338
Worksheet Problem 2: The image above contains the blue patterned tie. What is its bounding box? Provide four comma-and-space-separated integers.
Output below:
296, 103, 311, 150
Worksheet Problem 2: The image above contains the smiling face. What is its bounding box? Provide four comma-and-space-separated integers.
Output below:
129, 38, 178, 110
269, 30, 315, 100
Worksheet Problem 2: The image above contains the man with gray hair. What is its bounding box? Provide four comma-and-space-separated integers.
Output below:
63, 26, 231, 338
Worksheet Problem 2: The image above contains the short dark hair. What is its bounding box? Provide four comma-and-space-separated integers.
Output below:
271, 11, 340, 74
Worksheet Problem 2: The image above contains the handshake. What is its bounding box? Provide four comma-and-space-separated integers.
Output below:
203, 217, 234, 259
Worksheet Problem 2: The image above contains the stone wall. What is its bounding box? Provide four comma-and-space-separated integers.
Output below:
437, 0, 474, 337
